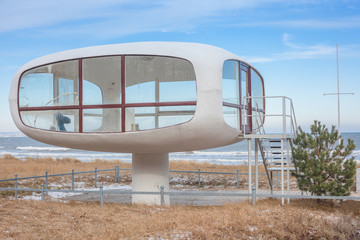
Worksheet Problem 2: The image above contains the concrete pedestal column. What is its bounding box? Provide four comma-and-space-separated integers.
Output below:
132, 153, 170, 206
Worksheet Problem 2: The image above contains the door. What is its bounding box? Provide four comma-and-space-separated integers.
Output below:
240, 65, 252, 133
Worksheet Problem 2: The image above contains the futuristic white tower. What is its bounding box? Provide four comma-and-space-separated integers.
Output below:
9, 42, 265, 205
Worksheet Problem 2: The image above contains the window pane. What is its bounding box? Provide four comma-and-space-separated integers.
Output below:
20, 110, 79, 132
241, 70, 247, 106
125, 107, 155, 131
222, 60, 239, 104
160, 81, 196, 102
83, 56, 122, 105
223, 106, 240, 130
83, 108, 121, 132
251, 68, 264, 110
125, 105, 195, 131
125, 56, 196, 103
252, 110, 264, 130
83, 80, 103, 105
19, 61, 79, 107
158, 106, 195, 128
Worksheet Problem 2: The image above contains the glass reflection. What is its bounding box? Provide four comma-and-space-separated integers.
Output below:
19, 61, 79, 107
20, 110, 79, 132
222, 60, 239, 104
125, 56, 196, 103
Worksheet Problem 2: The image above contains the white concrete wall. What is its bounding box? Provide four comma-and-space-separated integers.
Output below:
10, 42, 258, 153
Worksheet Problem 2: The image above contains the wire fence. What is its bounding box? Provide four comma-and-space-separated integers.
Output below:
1, 166, 359, 207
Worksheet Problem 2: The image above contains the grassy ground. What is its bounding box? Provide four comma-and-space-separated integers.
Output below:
1, 155, 359, 239
0, 198, 359, 239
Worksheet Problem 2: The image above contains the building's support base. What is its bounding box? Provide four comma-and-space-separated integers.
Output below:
132, 153, 170, 206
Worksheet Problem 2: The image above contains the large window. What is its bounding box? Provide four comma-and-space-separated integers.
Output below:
18, 56, 196, 133
19, 60, 79, 108
222, 60, 264, 132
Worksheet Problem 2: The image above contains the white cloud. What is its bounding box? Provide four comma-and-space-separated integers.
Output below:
247, 34, 337, 63
280, 33, 336, 59
1, 0, 357, 40
0, 0, 286, 36
237, 16, 360, 29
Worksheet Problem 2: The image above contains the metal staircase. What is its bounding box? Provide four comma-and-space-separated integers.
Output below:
240, 96, 297, 203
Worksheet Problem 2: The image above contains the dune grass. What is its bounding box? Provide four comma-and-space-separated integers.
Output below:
0, 155, 359, 239
0, 198, 359, 239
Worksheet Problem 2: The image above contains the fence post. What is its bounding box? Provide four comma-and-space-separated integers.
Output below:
100, 185, 104, 207
116, 165, 119, 183
160, 185, 165, 206
72, 169, 75, 190
114, 165, 116, 183
114, 166, 117, 183
45, 171, 48, 195
356, 168, 360, 193
252, 186, 256, 206
198, 168, 201, 187
41, 183, 45, 202
236, 169, 239, 188
94, 167, 98, 187
14, 174, 18, 199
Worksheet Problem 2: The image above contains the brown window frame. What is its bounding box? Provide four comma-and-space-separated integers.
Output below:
222, 60, 265, 133
18, 55, 197, 133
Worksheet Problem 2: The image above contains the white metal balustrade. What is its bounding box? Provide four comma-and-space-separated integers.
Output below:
240, 96, 298, 205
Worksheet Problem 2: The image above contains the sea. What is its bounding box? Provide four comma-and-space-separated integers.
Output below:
1, 132, 359, 165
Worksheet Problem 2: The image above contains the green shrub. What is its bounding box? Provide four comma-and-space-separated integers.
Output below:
292, 121, 356, 196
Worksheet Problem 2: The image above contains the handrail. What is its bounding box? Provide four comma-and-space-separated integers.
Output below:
241, 96, 297, 139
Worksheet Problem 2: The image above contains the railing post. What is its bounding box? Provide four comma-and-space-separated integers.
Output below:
236, 169, 239, 188
14, 174, 18, 199
198, 168, 201, 187
45, 171, 48, 195
72, 169, 75, 190
160, 185, 165, 206
100, 185, 104, 207
41, 183, 45, 202
282, 96, 286, 137
252, 186, 256, 206
94, 167, 98, 187
114, 166, 117, 183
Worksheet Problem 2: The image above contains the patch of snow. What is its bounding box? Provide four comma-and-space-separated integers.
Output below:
249, 226, 257, 232
10, 183, 133, 202
102, 184, 132, 190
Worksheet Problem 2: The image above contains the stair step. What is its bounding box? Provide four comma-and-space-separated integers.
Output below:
273, 157, 286, 160
272, 152, 282, 154
270, 146, 281, 149
269, 140, 281, 143
273, 162, 290, 166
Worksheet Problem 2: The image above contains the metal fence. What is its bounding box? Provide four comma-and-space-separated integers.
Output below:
0, 166, 271, 192
1, 184, 359, 207
1, 166, 359, 207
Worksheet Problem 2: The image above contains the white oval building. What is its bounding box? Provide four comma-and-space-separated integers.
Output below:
9, 42, 265, 205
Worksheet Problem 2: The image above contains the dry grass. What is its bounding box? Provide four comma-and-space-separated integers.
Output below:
0, 154, 131, 179
0, 155, 294, 191
0, 198, 359, 239
1, 155, 360, 239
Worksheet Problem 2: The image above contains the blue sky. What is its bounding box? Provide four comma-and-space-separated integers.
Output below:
0, 0, 359, 133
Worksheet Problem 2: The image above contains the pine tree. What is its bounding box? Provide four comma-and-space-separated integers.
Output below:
292, 121, 356, 196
